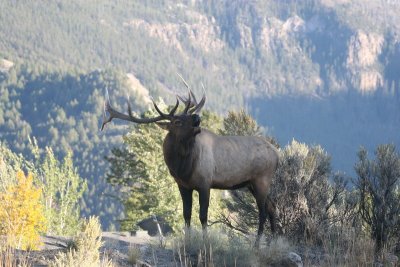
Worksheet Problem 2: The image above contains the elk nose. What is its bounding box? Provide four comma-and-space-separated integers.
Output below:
192, 114, 201, 127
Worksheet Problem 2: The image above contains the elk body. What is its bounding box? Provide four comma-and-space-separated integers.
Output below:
101, 88, 279, 245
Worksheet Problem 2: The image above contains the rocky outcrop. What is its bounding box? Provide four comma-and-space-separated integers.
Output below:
257, 16, 305, 53
0, 59, 14, 72
347, 31, 384, 67
231, 3, 395, 95
282, 16, 306, 34
123, 2, 394, 97
124, 11, 224, 54
346, 30, 384, 93
286, 252, 303, 267
255, 15, 322, 95
237, 22, 253, 49
272, 252, 303, 267
126, 73, 151, 105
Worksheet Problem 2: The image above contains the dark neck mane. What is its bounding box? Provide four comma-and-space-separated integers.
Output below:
163, 133, 197, 181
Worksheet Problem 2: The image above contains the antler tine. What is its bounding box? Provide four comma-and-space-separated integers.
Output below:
177, 94, 187, 104
151, 97, 168, 118
182, 91, 191, 114
101, 88, 113, 131
169, 97, 180, 116
101, 99, 111, 131
106, 87, 111, 103
190, 94, 206, 114
177, 73, 190, 89
190, 86, 206, 114
201, 82, 206, 92
177, 73, 198, 107
189, 89, 198, 106
126, 94, 133, 116
177, 93, 195, 106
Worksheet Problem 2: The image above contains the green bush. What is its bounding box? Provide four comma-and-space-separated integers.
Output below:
355, 144, 400, 252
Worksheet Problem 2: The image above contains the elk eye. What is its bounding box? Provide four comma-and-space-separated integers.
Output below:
174, 120, 183, 126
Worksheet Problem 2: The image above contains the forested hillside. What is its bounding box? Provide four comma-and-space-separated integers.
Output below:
1, 0, 400, 229
0, 66, 135, 229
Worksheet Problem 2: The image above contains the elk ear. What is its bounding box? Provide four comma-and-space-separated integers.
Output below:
156, 121, 170, 130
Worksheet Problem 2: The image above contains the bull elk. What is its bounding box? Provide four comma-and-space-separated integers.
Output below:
101, 83, 279, 246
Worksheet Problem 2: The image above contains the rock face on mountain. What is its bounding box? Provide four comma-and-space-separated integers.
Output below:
116, 1, 399, 97
2, 0, 399, 99
208, 4, 397, 96
126, 73, 152, 104
0, 58, 14, 72
124, 11, 224, 54
346, 31, 384, 93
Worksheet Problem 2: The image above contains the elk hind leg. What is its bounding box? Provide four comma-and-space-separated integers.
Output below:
251, 186, 268, 248
265, 195, 277, 234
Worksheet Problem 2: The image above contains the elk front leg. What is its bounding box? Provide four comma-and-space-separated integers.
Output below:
179, 186, 193, 230
179, 186, 193, 245
198, 188, 210, 238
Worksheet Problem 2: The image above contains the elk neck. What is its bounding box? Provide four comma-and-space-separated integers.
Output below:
163, 132, 198, 183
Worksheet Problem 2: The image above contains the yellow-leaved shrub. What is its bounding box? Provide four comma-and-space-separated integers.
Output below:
0, 170, 47, 250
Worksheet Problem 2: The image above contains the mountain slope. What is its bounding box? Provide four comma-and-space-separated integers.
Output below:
1, 1, 399, 100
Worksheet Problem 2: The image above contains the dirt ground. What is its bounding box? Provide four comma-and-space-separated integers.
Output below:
13, 231, 176, 267
100, 231, 176, 266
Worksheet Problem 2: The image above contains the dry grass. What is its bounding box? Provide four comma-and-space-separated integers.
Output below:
298, 226, 382, 267
258, 237, 294, 266
0, 245, 17, 267
0, 244, 31, 267
2, 223, 397, 267
127, 245, 141, 265
322, 229, 375, 266
170, 229, 304, 267
168, 226, 400, 266
50, 217, 115, 267
171, 228, 258, 267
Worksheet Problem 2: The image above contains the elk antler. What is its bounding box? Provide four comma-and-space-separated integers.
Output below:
150, 96, 180, 118
177, 74, 206, 115
169, 97, 180, 116
101, 89, 179, 131
191, 83, 206, 114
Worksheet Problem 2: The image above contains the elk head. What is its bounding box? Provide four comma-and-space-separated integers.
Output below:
100, 89, 206, 140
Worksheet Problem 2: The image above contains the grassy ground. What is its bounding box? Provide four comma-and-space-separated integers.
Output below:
1, 228, 398, 266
